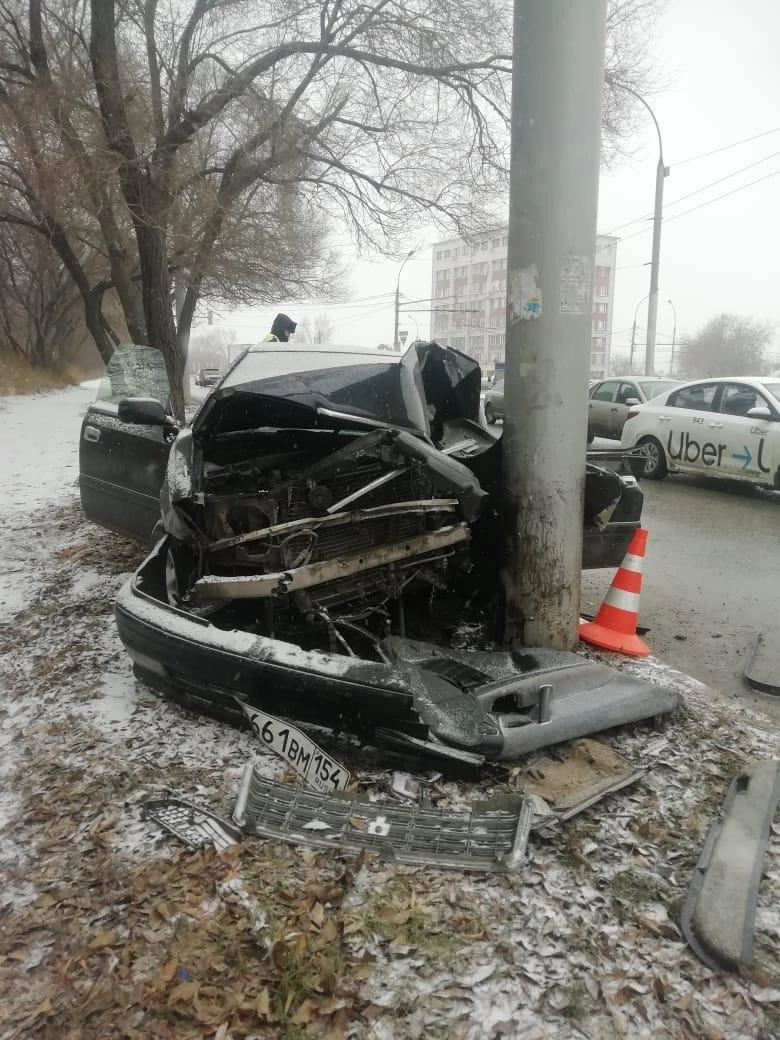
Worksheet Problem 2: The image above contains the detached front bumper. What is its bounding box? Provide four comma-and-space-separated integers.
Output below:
116, 539, 679, 768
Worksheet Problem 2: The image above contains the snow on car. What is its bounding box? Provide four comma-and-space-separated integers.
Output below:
620, 376, 780, 488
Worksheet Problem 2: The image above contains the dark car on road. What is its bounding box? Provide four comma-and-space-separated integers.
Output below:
79, 342, 673, 769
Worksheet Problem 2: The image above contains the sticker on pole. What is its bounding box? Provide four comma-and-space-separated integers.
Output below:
559, 254, 592, 315
508, 265, 542, 323
237, 702, 351, 793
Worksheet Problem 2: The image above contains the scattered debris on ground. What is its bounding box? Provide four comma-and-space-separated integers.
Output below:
681, 759, 780, 973
1, 501, 779, 1039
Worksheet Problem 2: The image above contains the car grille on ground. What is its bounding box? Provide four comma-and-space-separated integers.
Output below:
233, 762, 533, 872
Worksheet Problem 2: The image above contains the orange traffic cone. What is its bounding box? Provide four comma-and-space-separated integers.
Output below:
579, 528, 650, 658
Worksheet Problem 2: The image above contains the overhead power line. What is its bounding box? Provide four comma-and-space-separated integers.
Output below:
674, 126, 780, 167
606, 148, 780, 235
618, 167, 780, 243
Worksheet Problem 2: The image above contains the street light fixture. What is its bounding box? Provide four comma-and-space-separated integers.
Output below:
620, 86, 669, 376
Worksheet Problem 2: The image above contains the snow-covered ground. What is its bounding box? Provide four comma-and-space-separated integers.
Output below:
0, 384, 778, 1040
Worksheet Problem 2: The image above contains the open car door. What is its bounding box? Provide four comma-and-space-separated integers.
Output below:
79, 345, 175, 543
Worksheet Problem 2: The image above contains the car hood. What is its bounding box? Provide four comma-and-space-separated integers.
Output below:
190, 341, 482, 440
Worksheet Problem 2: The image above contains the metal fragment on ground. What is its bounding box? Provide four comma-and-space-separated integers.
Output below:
519, 738, 645, 819
742, 633, 780, 696
390, 771, 422, 801
680, 759, 780, 972
232, 761, 533, 872
142, 798, 242, 851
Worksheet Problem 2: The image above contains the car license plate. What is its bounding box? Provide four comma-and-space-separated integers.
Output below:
238, 703, 351, 793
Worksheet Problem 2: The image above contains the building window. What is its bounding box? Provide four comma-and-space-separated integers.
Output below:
596, 266, 611, 279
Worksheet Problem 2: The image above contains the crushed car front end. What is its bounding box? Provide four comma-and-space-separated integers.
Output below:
112, 342, 671, 767
117, 536, 678, 768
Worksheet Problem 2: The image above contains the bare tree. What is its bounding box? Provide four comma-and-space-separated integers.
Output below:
679, 314, 774, 378
1, 0, 665, 417
602, 0, 668, 166
295, 312, 334, 344
607, 353, 644, 377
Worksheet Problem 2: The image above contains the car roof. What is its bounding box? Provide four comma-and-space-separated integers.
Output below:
247, 343, 403, 366
664, 376, 775, 389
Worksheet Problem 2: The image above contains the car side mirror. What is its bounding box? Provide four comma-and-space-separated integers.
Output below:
625, 397, 641, 406
118, 396, 176, 427
746, 406, 772, 420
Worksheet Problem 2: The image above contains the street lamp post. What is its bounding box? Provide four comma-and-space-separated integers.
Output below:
629, 293, 649, 368
667, 298, 678, 376
620, 87, 669, 376
394, 249, 416, 351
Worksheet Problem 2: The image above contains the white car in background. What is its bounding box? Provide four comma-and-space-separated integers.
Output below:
621, 376, 780, 488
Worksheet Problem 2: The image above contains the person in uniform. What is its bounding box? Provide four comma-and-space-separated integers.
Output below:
262, 314, 297, 342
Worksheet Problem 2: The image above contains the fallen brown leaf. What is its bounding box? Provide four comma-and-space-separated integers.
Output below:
88, 930, 117, 950
159, 958, 178, 983
168, 981, 199, 1003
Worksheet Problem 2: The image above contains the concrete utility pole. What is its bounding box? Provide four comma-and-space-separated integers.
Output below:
667, 298, 678, 376
503, 0, 608, 650
619, 86, 669, 376
645, 155, 668, 375
393, 249, 416, 351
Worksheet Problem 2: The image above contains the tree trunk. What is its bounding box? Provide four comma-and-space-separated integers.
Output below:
174, 270, 192, 405
135, 220, 185, 420
45, 219, 115, 365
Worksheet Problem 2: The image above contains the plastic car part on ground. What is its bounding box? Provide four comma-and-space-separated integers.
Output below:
142, 798, 242, 850
742, 633, 780, 696
232, 760, 534, 873
518, 738, 645, 820
680, 759, 780, 972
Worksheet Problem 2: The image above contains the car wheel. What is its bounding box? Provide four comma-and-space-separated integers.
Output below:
637, 436, 668, 480
485, 404, 495, 424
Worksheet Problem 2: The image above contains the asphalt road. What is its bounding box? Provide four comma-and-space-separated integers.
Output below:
582, 464, 780, 723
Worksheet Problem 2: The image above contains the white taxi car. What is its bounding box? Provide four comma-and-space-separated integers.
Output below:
620, 376, 780, 488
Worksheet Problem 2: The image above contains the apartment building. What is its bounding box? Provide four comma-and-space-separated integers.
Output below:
429, 231, 617, 378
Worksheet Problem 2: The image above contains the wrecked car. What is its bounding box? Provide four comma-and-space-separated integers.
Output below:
80, 342, 675, 767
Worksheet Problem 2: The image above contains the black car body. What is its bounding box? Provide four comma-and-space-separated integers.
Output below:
80, 342, 673, 768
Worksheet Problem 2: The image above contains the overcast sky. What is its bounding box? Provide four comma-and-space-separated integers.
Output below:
209, 0, 780, 370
